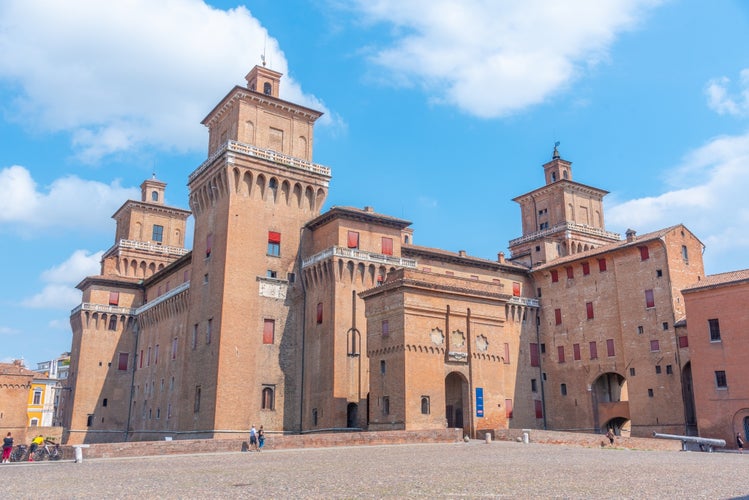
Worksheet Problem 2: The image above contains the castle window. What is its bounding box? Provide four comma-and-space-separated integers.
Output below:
266, 270, 277, 278
504, 343, 510, 364
656, 269, 663, 278
87, 414, 94, 427
655, 365, 662, 374
147, 346, 152, 366
152, 224, 164, 243
598, 258, 607, 272
645, 289, 655, 308
637, 325, 644, 334
380, 360, 386, 375
681, 245, 688, 262
557, 346, 565, 363
551, 270, 559, 283
206, 319, 213, 345
267, 231, 281, 256
530, 343, 539, 367
154, 344, 159, 364
715, 370, 727, 389
382, 320, 389, 337
566, 266, 574, 279
108, 316, 118, 331
554, 308, 562, 325
505, 399, 513, 419
678, 335, 689, 348
586, 302, 594, 320
312, 408, 318, 426
708, 318, 721, 341
539, 222, 548, 230
348, 328, 360, 356
666, 365, 673, 375
262, 386, 275, 410
581, 262, 590, 275
192, 324, 198, 350
381, 237, 393, 256
347, 231, 359, 249
535, 400, 543, 419
102, 398, 108, 407
662, 322, 669, 331
151, 191, 158, 202
139, 350, 144, 368
206, 233, 213, 258
382, 396, 390, 415
560, 383, 567, 396
573, 343, 581, 360
639, 246, 649, 261
194, 385, 201, 413
648, 388, 654, 398
421, 396, 430, 415
171, 337, 178, 359
316, 303, 323, 324
263, 82, 272, 95
589, 341, 598, 360
263, 319, 275, 344
630, 367, 636, 376
109, 291, 119, 306
118, 352, 129, 371
607, 339, 615, 357
512, 282, 520, 296
650, 340, 660, 352
531, 379, 537, 392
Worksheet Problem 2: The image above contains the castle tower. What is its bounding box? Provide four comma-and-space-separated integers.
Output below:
508, 146, 620, 267
64, 180, 190, 443
178, 65, 330, 435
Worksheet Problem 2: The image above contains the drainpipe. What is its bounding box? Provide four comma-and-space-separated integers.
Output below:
298, 227, 308, 433
537, 309, 547, 429
125, 309, 142, 441
466, 308, 474, 439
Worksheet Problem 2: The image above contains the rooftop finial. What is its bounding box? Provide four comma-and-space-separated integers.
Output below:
261, 36, 267, 67
552, 141, 560, 159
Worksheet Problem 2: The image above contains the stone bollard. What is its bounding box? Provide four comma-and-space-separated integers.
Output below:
485, 433, 492, 444
73, 444, 90, 463
522, 430, 530, 444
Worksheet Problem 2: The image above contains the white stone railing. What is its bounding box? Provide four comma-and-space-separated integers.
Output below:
105, 239, 190, 257
71, 303, 137, 316
136, 281, 190, 315
508, 296, 540, 308
188, 140, 331, 184
509, 222, 620, 247
302, 246, 417, 269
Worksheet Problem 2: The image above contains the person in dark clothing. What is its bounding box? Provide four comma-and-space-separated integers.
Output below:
737, 433, 744, 454
2, 432, 12, 463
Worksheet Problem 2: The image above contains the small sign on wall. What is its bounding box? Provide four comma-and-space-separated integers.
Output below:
476, 387, 484, 417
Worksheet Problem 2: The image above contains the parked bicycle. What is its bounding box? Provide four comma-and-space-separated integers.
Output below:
32, 441, 61, 461
9, 444, 27, 462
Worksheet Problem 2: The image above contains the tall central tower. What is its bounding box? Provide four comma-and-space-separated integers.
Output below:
179, 65, 330, 434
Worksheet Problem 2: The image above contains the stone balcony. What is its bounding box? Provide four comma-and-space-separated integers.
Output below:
509, 221, 620, 248
302, 246, 417, 269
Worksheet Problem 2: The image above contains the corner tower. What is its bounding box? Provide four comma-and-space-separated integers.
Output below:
508, 146, 620, 267
181, 65, 330, 436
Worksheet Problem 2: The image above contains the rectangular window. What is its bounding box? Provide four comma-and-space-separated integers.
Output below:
645, 289, 655, 308
606, 339, 615, 357
648, 388, 654, 398
171, 337, 178, 360
147, 346, 152, 366
152, 224, 164, 243
582, 262, 590, 275
566, 266, 574, 279
551, 270, 559, 283
589, 341, 598, 360
504, 343, 510, 364
194, 385, 201, 413
557, 345, 565, 363
267, 231, 281, 256
598, 258, 607, 272
586, 302, 594, 320
505, 399, 513, 419
708, 318, 721, 341
109, 291, 120, 306
715, 370, 727, 388
655, 365, 662, 374
512, 282, 521, 297
382, 320, 389, 337
535, 399, 543, 419
316, 302, 323, 324
266, 270, 277, 278
530, 343, 539, 367
662, 322, 669, 331
531, 379, 537, 393
681, 245, 688, 262
139, 349, 143, 368
154, 344, 159, 364
206, 233, 213, 258
637, 325, 644, 334
666, 365, 673, 375
206, 318, 212, 344
554, 308, 562, 325
678, 335, 689, 348
192, 324, 198, 350
639, 245, 649, 261
347, 231, 359, 249
560, 383, 567, 396
263, 319, 275, 344
650, 340, 660, 351
630, 367, 636, 376
381, 237, 393, 255
573, 343, 581, 361
382, 396, 390, 415
117, 352, 129, 371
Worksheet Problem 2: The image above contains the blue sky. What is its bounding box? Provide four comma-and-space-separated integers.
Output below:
2, 0, 749, 367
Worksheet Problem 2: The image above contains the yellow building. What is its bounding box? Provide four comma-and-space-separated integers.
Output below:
27, 375, 57, 428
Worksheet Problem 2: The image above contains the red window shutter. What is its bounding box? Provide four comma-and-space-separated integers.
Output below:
650, 340, 660, 351
678, 335, 689, 348
534, 399, 543, 419
530, 343, 539, 367
582, 262, 590, 275
505, 399, 513, 419
555, 308, 562, 325
551, 270, 559, 283
263, 319, 275, 344
139, 350, 143, 368
586, 302, 594, 319
109, 291, 119, 306
557, 345, 565, 363
381, 237, 393, 255
504, 343, 510, 364
566, 266, 574, 279
347, 231, 359, 249
607, 339, 615, 357
316, 303, 323, 324
268, 231, 281, 244
639, 246, 649, 261
118, 353, 128, 371
382, 320, 389, 337
512, 282, 521, 297
206, 233, 213, 257
573, 343, 581, 360
589, 341, 598, 359
645, 289, 655, 308
598, 258, 607, 272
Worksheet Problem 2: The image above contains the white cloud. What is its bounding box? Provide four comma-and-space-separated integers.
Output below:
0, 326, 20, 336
21, 249, 101, 310
351, 0, 662, 118
22, 284, 82, 310
0, 0, 336, 162
0, 165, 139, 233
705, 69, 749, 117
607, 130, 749, 273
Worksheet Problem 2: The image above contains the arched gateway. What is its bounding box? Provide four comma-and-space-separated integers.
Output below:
445, 372, 468, 432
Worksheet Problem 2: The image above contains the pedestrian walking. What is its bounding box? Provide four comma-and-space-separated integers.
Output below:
2, 432, 12, 463
258, 426, 265, 450
606, 428, 615, 446
737, 433, 744, 454
249, 425, 258, 451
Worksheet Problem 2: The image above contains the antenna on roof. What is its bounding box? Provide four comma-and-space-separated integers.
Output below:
261, 36, 267, 67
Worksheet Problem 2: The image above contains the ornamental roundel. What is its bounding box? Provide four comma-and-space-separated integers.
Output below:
476, 335, 489, 352
430, 328, 444, 346
451, 330, 465, 348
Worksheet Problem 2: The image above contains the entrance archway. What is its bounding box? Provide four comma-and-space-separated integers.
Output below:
347, 403, 358, 428
445, 372, 468, 431
603, 416, 631, 437
681, 361, 697, 435
591, 372, 629, 433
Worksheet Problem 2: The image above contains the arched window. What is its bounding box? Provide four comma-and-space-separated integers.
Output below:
262, 387, 275, 410
108, 316, 118, 331
151, 191, 159, 202
421, 396, 430, 414
263, 82, 272, 95
30, 418, 39, 427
